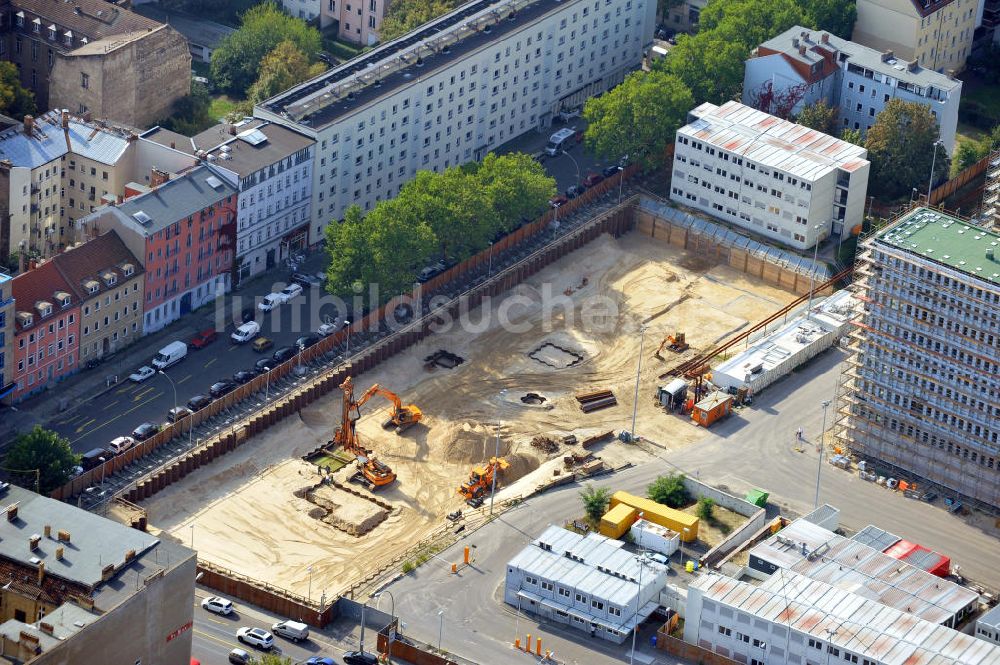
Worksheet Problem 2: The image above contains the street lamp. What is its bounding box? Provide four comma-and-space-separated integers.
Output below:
260, 365, 273, 406
345, 319, 352, 357
927, 140, 943, 204
814, 399, 831, 509
617, 154, 629, 205
488, 242, 495, 279
806, 223, 824, 321
307, 565, 313, 603
490, 389, 508, 516
296, 341, 306, 375
681, 527, 690, 566
630, 326, 647, 442
189, 524, 194, 549
437, 610, 444, 652
374, 591, 396, 665
159, 370, 178, 417
628, 511, 645, 665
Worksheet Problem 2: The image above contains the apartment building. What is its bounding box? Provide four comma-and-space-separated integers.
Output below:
258, 0, 656, 243
201, 120, 315, 283
0, 484, 196, 664
663, 0, 705, 34
0, 0, 191, 129
9, 258, 79, 402
284, 0, 321, 21
853, 0, 979, 73
504, 525, 667, 644
685, 570, 1000, 665
0, 271, 12, 402
319, 0, 389, 46
76, 166, 237, 333
835, 207, 1000, 508
743, 27, 962, 152
669, 101, 871, 250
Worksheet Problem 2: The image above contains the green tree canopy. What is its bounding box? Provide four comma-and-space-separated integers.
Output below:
379, 0, 461, 42
698, 0, 805, 51
840, 127, 863, 146
658, 32, 747, 105
799, 0, 858, 39
796, 100, 839, 135
647, 473, 690, 508
0, 61, 35, 118
696, 496, 716, 520
247, 40, 327, 105
158, 80, 212, 135
950, 126, 1000, 176
5, 426, 79, 495
475, 153, 555, 231
580, 484, 612, 524
864, 99, 950, 201
210, 3, 322, 96
583, 69, 693, 169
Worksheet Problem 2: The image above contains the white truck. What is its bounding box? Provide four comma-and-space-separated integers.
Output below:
544, 127, 577, 156
151, 341, 187, 370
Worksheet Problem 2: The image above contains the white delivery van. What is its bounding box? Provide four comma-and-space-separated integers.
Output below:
151, 341, 187, 370
544, 127, 577, 156
271, 619, 309, 642
231, 321, 261, 344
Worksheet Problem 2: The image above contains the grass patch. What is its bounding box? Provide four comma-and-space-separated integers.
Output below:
323, 34, 363, 62
209, 95, 240, 121
964, 83, 1000, 117
307, 453, 350, 473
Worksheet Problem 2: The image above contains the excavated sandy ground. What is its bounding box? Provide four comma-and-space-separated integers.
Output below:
140, 232, 797, 597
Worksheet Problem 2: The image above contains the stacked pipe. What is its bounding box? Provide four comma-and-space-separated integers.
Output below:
576, 389, 617, 413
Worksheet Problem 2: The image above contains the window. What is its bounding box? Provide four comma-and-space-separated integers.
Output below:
81, 72, 89, 89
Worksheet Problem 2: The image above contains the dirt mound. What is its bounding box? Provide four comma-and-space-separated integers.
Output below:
441, 422, 511, 464
503, 453, 540, 484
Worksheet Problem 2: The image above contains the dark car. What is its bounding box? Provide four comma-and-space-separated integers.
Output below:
209, 380, 238, 399
295, 333, 322, 349
272, 346, 297, 363
228, 649, 252, 665
254, 358, 275, 373
582, 172, 605, 188
187, 394, 212, 411
240, 306, 257, 324
603, 164, 622, 178
80, 447, 111, 471
565, 185, 585, 198
131, 422, 160, 441
291, 272, 323, 288
232, 369, 258, 385
343, 652, 379, 665
189, 328, 218, 350
549, 195, 568, 208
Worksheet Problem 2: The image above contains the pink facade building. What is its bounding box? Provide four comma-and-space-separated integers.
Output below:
320, 0, 387, 46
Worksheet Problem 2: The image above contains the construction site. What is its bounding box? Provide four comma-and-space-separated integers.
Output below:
140, 226, 804, 601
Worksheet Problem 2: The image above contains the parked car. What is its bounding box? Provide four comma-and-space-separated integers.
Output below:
306, 658, 335, 665
291, 272, 323, 288
232, 370, 258, 385
131, 423, 160, 442
80, 447, 110, 470
565, 184, 585, 198
254, 358, 274, 373
646, 551, 670, 566
236, 627, 274, 650
210, 380, 238, 399
108, 436, 136, 455
251, 336, 274, 353
417, 261, 446, 283
258, 293, 284, 312
271, 346, 297, 363
272, 619, 309, 642
189, 328, 218, 350
167, 406, 192, 423
129, 366, 156, 383
602, 164, 622, 178
317, 321, 341, 337
343, 651, 379, 665
295, 333, 321, 349
280, 283, 304, 301
231, 321, 261, 344
187, 394, 212, 411
201, 596, 234, 616
582, 172, 605, 188
549, 195, 568, 208
228, 648, 252, 664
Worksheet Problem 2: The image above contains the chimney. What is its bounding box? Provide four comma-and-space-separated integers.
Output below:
29, 534, 40, 551
57, 529, 70, 543
821, 32, 829, 44
82, 111, 92, 122
43, 525, 51, 538
150, 168, 169, 188
116, 194, 124, 204
947, 68, 955, 79
124, 549, 136, 562
801, 30, 810, 41
7, 504, 18, 522
55, 546, 64, 560
169, 141, 176, 149
23, 115, 34, 135
37, 562, 45, 586
907, 59, 919, 72
38, 622, 53, 636
799, 44, 807, 56
792, 37, 799, 48
881, 50, 894, 62
228, 125, 237, 136
61, 110, 69, 129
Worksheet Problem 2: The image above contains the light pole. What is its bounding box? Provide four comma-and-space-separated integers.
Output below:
806, 223, 824, 320
374, 591, 395, 665
628, 511, 645, 665
814, 399, 831, 509
488, 242, 494, 279
296, 341, 306, 375
630, 326, 647, 442
681, 527, 690, 566
159, 370, 177, 416
564, 149, 581, 187
261, 365, 273, 406
345, 319, 352, 357
437, 610, 444, 652
513, 595, 522, 649
490, 388, 507, 516
617, 154, 629, 205
927, 140, 943, 204
189, 524, 194, 549
307, 565, 313, 603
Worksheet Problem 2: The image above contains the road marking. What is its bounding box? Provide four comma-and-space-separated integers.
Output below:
204, 358, 217, 368
115, 385, 132, 395
193, 628, 235, 649
177, 374, 192, 385
74, 418, 96, 433
228, 345, 240, 352
102, 400, 120, 412
71, 391, 163, 445
133, 386, 156, 402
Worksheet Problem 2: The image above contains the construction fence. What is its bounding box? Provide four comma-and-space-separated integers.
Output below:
655, 631, 740, 665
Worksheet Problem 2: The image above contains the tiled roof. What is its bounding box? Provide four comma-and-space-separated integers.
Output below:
11, 261, 77, 332
12, 0, 160, 42
50, 230, 143, 302
0, 558, 90, 606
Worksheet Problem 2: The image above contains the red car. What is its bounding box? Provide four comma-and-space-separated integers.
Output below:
582, 172, 604, 188
549, 195, 568, 208
189, 328, 218, 350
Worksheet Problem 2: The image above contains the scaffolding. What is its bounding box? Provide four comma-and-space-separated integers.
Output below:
982, 147, 1000, 231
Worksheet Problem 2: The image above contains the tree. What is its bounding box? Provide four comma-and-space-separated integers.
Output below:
647, 473, 690, 508
580, 484, 611, 524
158, 80, 213, 135
949, 126, 1000, 176
840, 127, 863, 146
0, 61, 35, 118
379, 0, 460, 42
696, 496, 716, 521
5, 426, 79, 495
325, 205, 370, 297
659, 32, 748, 105
583, 69, 693, 169
247, 41, 327, 105
796, 100, 839, 135
865, 99, 950, 201
257, 655, 293, 665
799, 0, 857, 39
210, 3, 322, 96
698, 0, 805, 52
474, 153, 556, 231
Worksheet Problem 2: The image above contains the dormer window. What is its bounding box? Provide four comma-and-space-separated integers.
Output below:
85, 280, 99, 295
32, 18, 40, 33
63, 30, 72, 46
55, 291, 71, 308
121, 264, 134, 278
36, 301, 52, 318
16, 312, 32, 328
47, 25, 56, 40
102, 272, 116, 287
15, 11, 23, 27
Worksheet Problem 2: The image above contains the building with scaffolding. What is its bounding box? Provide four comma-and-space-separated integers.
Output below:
981, 148, 1000, 228
834, 206, 1000, 508
255, 0, 656, 244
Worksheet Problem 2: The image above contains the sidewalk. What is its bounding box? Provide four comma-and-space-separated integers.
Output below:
0, 251, 327, 446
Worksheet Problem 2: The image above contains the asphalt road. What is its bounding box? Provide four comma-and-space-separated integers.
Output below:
381, 345, 1000, 665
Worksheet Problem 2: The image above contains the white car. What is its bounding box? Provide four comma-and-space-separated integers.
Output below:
108, 436, 136, 455
258, 293, 284, 311
237, 627, 274, 650
231, 321, 261, 344
129, 366, 156, 383
317, 321, 341, 337
280, 283, 304, 301
201, 596, 234, 616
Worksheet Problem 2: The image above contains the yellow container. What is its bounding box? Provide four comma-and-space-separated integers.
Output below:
609, 491, 699, 542
599, 504, 637, 538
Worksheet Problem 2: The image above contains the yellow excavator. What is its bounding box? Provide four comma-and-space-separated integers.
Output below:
458, 457, 510, 506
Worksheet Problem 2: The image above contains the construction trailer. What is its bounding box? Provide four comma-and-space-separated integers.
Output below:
599, 503, 637, 538
657, 378, 688, 411
630, 518, 680, 557
691, 391, 733, 427
609, 491, 699, 542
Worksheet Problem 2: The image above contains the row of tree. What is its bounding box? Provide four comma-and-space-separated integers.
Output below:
379, 0, 463, 42
324, 153, 555, 299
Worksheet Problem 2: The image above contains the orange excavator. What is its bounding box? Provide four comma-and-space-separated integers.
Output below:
654, 331, 689, 359
331, 376, 422, 490
458, 457, 510, 506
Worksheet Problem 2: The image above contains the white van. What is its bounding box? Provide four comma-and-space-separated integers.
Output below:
544, 127, 577, 156
258, 293, 284, 311
151, 341, 187, 370
271, 619, 309, 642
231, 321, 261, 344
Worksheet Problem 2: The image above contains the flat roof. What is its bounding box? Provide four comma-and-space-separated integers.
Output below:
113, 164, 238, 236
679, 101, 869, 181
852, 525, 903, 553
693, 571, 1000, 665
876, 207, 1000, 286
205, 122, 314, 177
978, 604, 1000, 631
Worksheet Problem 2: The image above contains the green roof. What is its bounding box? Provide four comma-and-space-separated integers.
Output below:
877, 208, 1000, 285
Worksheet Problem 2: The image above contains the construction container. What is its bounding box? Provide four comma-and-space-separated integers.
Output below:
657, 379, 688, 410
691, 391, 733, 427
599, 503, 637, 539
630, 518, 680, 556
744, 489, 769, 508
609, 491, 699, 542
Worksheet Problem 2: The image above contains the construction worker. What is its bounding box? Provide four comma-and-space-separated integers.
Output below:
796, 427, 803, 441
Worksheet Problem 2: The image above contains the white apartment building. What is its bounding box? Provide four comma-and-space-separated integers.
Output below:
669, 101, 871, 250
685, 571, 1000, 665
257, 0, 656, 243
743, 27, 963, 152
202, 120, 315, 283
504, 525, 667, 644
